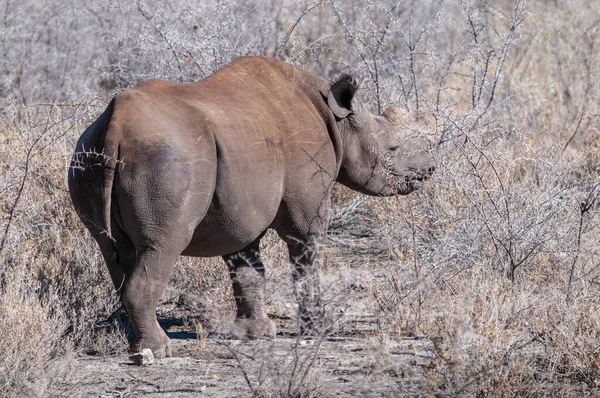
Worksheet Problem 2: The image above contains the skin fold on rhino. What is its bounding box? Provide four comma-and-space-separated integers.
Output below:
68, 56, 435, 358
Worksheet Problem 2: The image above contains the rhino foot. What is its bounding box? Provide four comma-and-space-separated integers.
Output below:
130, 333, 171, 359
233, 317, 276, 339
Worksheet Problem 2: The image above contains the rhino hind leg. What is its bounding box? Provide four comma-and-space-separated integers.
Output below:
223, 239, 276, 339
121, 246, 185, 358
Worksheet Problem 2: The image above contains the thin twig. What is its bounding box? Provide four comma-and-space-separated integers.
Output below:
567, 182, 600, 302
136, 1, 185, 82
275, 1, 326, 59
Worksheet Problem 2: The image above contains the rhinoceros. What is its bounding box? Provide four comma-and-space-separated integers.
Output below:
68, 56, 434, 358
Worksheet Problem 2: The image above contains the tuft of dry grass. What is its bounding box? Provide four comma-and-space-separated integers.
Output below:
0, 269, 68, 397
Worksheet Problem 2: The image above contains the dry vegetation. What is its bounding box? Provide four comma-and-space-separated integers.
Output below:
1, 0, 600, 396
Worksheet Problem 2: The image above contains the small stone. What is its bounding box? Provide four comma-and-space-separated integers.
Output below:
129, 348, 155, 366
299, 339, 315, 347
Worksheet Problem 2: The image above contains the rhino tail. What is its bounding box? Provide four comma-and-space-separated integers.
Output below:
101, 98, 118, 243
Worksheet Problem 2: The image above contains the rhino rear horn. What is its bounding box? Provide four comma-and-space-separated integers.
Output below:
326, 74, 357, 119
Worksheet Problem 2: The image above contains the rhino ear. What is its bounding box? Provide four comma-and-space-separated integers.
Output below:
325, 74, 358, 119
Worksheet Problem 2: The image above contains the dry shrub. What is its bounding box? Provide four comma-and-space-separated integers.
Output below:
218, 338, 327, 398
324, 0, 600, 394
0, 269, 68, 397
365, 101, 600, 394
0, 100, 127, 387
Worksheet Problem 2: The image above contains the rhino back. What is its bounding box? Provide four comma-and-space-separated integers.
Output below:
104, 56, 338, 255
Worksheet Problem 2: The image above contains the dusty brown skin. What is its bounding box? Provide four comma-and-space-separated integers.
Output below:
68, 56, 434, 358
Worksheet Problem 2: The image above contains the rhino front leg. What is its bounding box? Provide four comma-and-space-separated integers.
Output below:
223, 239, 276, 339
288, 239, 327, 337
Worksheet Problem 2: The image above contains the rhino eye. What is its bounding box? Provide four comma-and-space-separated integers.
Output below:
389, 145, 399, 152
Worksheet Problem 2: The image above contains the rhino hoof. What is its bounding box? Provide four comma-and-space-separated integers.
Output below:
130, 336, 171, 360
233, 317, 276, 339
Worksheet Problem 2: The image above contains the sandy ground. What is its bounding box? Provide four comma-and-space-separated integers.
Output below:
46, 267, 436, 397
49, 316, 434, 397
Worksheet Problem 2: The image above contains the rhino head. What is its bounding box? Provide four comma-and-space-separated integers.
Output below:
325, 75, 435, 196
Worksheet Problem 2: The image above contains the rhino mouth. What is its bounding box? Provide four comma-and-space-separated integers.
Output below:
388, 165, 434, 195
407, 166, 434, 182
394, 165, 435, 183
374, 153, 435, 196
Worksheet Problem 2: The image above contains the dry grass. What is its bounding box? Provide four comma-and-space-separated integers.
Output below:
1, 0, 600, 396
0, 272, 68, 397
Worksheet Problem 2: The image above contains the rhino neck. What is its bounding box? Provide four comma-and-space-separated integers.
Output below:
320, 107, 345, 181
282, 64, 346, 182
335, 125, 374, 194
335, 107, 392, 196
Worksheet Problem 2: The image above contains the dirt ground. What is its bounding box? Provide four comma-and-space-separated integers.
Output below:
48, 320, 433, 397
46, 261, 435, 398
